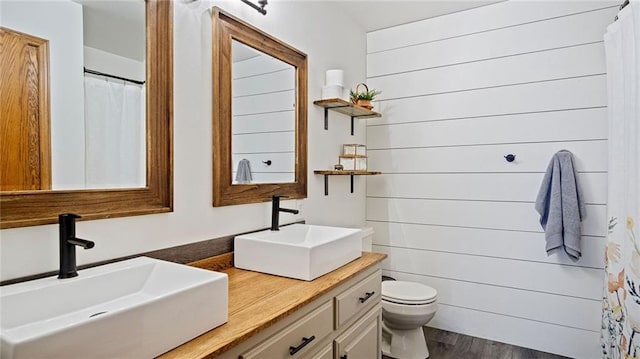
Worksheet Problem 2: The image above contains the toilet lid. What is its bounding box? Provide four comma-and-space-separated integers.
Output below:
382, 281, 437, 304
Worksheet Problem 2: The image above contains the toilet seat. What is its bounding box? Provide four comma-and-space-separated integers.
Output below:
382, 281, 437, 305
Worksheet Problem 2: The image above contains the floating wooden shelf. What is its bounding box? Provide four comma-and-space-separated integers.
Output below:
313, 98, 382, 135
314, 170, 382, 195
313, 99, 382, 118
314, 170, 381, 175
338, 154, 368, 158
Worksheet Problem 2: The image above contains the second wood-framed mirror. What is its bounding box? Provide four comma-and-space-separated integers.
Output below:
212, 7, 307, 206
0, 0, 172, 228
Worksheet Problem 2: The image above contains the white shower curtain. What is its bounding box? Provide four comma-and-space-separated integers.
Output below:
83, 75, 146, 189
601, 1, 640, 358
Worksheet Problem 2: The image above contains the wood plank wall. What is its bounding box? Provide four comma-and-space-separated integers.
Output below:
365, 2, 618, 357
231, 52, 296, 183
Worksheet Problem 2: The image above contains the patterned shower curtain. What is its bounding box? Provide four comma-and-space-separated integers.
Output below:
601, 1, 640, 358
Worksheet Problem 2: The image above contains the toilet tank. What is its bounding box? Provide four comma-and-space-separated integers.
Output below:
361, 227, 374, 252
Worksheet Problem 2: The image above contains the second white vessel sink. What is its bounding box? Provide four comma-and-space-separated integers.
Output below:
0, 257, 228, 359
234, 224, 362, 280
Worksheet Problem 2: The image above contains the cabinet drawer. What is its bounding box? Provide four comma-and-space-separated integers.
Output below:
241, 301, 333, 359
334, 271, 381, 329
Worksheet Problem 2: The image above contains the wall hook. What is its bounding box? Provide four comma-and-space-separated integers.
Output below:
262, 160, 272, 166
504, 154, 516, 162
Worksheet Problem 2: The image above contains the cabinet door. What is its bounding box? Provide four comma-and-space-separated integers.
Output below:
310, 343, 333, 359
0, 27, 51, 191
334, 305, 381, 359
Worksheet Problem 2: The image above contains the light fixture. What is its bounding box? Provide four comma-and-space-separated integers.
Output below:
241, 0, 268, 15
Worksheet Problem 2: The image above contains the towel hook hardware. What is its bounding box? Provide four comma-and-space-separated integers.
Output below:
504, 154, 516, 162
262, 160, 272, 166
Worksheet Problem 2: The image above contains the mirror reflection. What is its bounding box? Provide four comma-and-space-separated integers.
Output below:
0, 0, 146, 191
212, 7, 307, 206
231, 40, 296, 184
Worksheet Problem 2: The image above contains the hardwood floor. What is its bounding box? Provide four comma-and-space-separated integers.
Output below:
383, 327, 571, 359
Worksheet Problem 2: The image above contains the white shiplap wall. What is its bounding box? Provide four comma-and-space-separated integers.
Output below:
365, 2, 617, 358
232, 52, 296, 183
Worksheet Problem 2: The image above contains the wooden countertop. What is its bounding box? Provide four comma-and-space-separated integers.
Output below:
158, 252, 387, 359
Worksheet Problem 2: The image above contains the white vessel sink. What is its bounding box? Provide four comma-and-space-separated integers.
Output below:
0, 257, 228, 359
234, 224, 362, 281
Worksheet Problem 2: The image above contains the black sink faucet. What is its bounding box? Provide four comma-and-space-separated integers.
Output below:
271, 195, 299, 231
58, 213, 95, 279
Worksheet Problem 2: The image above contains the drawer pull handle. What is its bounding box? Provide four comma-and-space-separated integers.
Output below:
289, 335, 315, 355
359, 291, 375, 303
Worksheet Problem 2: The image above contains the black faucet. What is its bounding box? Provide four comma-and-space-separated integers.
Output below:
58, 213, 95, 279
271, 195, 299, 231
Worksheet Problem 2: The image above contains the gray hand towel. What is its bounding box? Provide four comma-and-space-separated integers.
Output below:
235, 159, 252, 184
535, 150, 586, 260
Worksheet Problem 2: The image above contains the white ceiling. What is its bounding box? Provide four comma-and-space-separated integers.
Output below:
232, 40, 263, 62
73, 0, 145, 61
333, 0, 503, 32
72, 0, 502, 61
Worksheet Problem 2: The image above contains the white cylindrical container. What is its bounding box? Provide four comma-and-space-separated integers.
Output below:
325, 69, 344, 87
322, 85, 343, 99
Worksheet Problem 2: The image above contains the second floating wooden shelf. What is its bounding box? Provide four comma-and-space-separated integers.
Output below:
314, 170, 382, 195
313, 98, 382, 135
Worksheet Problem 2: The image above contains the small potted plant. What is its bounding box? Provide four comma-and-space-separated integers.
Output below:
350, 83, 381, 110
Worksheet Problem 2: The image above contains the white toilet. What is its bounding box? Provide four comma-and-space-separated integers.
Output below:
381, 280, 438, 359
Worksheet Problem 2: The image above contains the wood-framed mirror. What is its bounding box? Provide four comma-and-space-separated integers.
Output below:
0, 0, 173, 229
212, 7, 307, 206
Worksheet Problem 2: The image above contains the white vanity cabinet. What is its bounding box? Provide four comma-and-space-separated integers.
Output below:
219, 267, 382, 359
